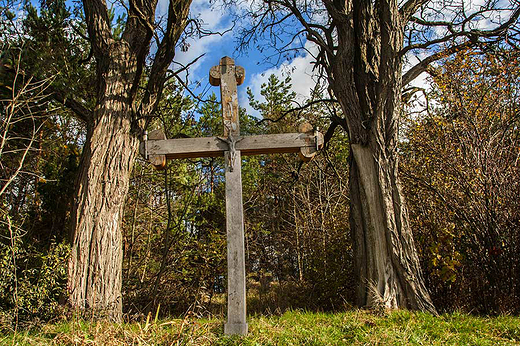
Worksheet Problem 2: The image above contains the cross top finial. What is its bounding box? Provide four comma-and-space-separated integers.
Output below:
209, 56, 245, 86
209, 56, 246, 138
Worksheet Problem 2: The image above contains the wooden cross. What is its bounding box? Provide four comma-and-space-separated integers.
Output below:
141, 57, 323, 335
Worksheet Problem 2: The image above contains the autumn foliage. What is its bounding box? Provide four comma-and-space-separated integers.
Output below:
402, 49, 520, 314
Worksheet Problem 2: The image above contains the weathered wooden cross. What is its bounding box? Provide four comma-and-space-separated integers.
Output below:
141, 57, 323, 335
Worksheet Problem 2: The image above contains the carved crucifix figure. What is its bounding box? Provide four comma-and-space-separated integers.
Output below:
141, 57, 323, 335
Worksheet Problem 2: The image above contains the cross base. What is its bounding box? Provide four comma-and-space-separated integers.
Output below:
224, 322, 248, 335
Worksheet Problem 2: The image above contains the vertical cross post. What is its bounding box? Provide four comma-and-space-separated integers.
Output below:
210, 57, 248, 335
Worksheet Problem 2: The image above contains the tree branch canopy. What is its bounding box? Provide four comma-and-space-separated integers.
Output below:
237, 0, 520, 91
78, 0, 193, 128
403, 4, 520, 85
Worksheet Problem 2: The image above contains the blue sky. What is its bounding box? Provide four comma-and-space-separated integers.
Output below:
171, 0, 318, 117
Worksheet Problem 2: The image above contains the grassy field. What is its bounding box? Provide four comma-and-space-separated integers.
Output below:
2, 309, 520, 345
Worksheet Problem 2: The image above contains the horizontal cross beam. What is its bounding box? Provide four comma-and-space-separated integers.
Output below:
140, 132, 324, 160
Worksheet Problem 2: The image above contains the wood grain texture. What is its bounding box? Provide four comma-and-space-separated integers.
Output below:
223, 151, 248, 335
212, 57, 241, 137
148, 129, 167, 170
298, 123, 324, 161
145, 133, 323, 159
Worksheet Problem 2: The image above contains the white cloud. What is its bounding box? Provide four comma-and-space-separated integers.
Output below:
241, 41, 320, 117
172, 0, 234, 81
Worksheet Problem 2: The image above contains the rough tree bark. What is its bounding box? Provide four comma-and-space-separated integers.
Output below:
348, 141, 436, 311
68, 47, 139, 318
69, 116, 138, 319
67, 0, 192, 319
329, 2, 436, 312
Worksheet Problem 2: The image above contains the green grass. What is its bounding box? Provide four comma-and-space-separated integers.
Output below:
2, 310, 520, 345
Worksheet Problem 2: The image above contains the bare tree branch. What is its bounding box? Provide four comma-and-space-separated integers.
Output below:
402, 41, 472, 86
122, 0, 159, 104
138, 0, 192, 125
400, 0, 430, 21
256, 98, 338, 125
402, 6, 520, 55
49, 87, 92, 123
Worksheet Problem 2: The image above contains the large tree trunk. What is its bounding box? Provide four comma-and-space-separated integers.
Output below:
68, 112, 138, 320
349, 141, 436, 313
68, 46, 139, 320
329, 3, 436, 313
66, 0, 191, 320
339, 84, 437, 312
